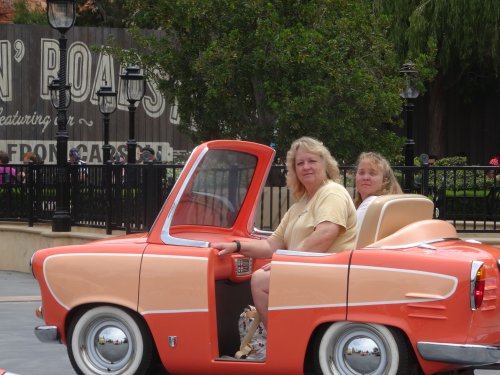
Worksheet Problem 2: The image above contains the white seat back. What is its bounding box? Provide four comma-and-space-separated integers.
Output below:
368, 219, 458, 248
355, 194, 434, 249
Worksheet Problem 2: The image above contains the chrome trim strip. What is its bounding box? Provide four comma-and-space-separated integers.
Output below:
275, 249, 334, 257
268, 302, 345, 311
30, 252, 36, 278
252, 227, 273, 237
365, 237, 460, 250
142, 308, 209, 315
465, 239, 482, 244
160, 145, 210, 248
417, 341, 500, 366
470, 260, 484, 310
143, 254, 208, 261
34, 325, 59, 343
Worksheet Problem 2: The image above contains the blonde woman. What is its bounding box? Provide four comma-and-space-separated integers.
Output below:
213, 136, 357, 328
354, 152, 402, 229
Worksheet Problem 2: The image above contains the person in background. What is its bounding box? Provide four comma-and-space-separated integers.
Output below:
428, 154, 438, 166
17, 152, 44, 183
69, 148, 86, 165
22, 151, 36, 164
0, 150, 18, 184
354, 152, 402, 230
213, 136, 357, 329
141, 146, 156, 163
112, 151, 125, 164
68, 147, 87, 181
136, 145, 143, 162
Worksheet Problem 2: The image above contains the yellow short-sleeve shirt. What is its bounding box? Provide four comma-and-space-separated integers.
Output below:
270, 181, 357, 253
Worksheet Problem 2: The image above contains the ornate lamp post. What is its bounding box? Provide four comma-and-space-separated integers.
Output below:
48, 78, 71, 109
400, 62, 419, 192
96, 83, 117, 164
47, 0, 76, 232
120, 65, 145, 164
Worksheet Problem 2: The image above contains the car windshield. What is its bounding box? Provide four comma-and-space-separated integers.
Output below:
171, 149, 257, 228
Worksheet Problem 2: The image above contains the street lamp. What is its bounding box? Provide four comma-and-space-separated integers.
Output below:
120, 65, 145, 164
48, 78, 71, 109
47, 0, 76, 232
400, 62, 419, 192
96, 82, 117, 164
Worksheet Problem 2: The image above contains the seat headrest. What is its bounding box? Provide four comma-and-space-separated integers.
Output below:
355, 194, 434, 249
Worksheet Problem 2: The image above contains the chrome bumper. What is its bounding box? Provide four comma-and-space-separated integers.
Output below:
34, 325, 59, 343
418, 341, 500, 366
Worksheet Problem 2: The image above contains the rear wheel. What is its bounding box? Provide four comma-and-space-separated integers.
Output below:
315, 322, 413, 375
67, 306, 154, 375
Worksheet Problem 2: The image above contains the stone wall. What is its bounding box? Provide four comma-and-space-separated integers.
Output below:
0, 223, 124, 273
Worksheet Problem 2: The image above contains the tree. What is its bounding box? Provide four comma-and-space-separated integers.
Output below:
122, 0, 406, 162
12, 0, 46, 24
11, 0, 129, 27
375, 0, 500, 159
75, 0, 129, 28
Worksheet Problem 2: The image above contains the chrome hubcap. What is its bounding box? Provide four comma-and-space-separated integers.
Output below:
95, 327, 129, 363
82, 319, 134, 373
343, 336, 382, 373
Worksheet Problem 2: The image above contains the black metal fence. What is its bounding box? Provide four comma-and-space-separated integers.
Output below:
0, 163, 499, 233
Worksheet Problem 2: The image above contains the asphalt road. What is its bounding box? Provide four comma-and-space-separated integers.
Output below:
0, 271, 73, 374
0, 271, 499, 375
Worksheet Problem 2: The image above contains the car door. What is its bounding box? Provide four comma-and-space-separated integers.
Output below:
140, 140, 275, 374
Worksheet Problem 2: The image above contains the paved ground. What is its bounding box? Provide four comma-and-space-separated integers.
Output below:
0, 271, 73, 374
0, 270, 499, 375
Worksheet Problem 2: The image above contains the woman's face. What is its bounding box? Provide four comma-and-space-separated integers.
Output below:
295, 147, 327, 194
356, 159, 384, 201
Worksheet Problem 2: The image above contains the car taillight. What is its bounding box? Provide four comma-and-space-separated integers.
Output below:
470, 261, 485, 310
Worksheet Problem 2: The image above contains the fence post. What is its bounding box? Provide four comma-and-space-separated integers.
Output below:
421, 162, 429, 196
144, 162, 157, 230
125, 164, 132, 234
104, 161, 112, 235
27, 163, 35, 227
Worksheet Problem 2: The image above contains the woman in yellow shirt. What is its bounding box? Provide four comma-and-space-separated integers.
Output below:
213, 136, 357, 328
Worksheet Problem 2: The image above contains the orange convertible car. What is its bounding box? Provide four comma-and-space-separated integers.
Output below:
31, 140, 500, 375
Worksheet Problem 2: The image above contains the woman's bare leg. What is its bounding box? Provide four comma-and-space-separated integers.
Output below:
251, 267, 270, 328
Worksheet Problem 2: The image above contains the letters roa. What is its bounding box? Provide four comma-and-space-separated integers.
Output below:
0, 24, 190, 164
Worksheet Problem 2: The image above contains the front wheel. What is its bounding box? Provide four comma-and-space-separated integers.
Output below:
316, 322, 414, 375
67, 306, 154, 375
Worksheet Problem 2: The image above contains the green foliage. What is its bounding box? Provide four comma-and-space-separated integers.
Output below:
409, 1, 500, 77
427, 156, 495, 191
375, 0, 500, 96
119, 0, 406, 163
12, 0, 46, 25
434, 156, 467, 167
412, 155, 497, 192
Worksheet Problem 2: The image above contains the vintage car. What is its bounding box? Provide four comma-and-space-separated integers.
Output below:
31, 140, 500, 375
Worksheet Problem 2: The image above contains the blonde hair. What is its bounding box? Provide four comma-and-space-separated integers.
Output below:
354, 152, 402, 208
286, 137, 340, 200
